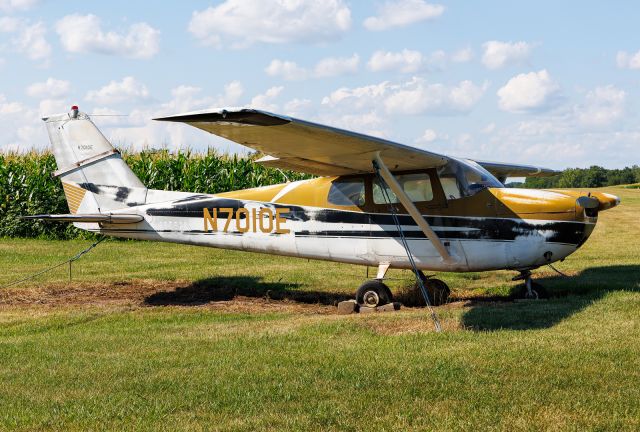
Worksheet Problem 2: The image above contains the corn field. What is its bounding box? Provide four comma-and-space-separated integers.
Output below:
0, 150, 310, 239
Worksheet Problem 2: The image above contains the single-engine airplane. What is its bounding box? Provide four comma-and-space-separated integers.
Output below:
26, 106, 620, 306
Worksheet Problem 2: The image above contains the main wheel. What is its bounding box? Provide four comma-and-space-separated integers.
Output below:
356, 280, 393, 308
423, 278, 450, 306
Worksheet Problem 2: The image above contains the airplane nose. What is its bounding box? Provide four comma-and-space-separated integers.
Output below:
593, 192, 621, 211
576, 192, 620, 213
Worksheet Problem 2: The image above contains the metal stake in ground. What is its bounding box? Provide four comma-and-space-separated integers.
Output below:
0, 237, 106, 289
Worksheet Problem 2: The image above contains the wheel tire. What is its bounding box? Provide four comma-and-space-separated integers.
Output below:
356, 280, 392, 308
423, 278, 451, 306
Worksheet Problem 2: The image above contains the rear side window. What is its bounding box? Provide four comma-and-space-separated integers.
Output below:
373, 173, 434, 204
328, 179, 366, 206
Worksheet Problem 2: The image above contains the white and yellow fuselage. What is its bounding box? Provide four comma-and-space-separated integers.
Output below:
66, 176, 618, 273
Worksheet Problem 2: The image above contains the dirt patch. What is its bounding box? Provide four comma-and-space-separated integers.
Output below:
0, 279, 338, 314
0, 280, 490, 319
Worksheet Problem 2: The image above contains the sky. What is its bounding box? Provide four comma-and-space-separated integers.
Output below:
0, 0, 639, 169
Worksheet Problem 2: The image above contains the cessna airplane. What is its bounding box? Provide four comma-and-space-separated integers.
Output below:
26, 106, 620, 307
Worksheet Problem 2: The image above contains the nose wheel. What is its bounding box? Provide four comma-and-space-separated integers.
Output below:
513, 270, 548, 299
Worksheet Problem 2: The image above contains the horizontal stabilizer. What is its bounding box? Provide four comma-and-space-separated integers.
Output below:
22, 213, 144, 224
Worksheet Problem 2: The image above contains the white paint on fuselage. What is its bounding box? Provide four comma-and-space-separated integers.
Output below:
98, 200, 594, 273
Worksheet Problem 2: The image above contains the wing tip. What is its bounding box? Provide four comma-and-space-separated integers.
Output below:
153, 108, 290, 126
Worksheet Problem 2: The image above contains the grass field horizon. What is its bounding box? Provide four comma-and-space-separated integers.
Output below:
0, 185, 638, 430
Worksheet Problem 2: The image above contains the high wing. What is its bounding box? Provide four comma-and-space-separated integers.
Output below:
155, 108, 447, 175
155, 108, 558, 178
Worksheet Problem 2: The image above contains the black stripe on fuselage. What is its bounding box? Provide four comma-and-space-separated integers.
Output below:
143, 197, 594, 246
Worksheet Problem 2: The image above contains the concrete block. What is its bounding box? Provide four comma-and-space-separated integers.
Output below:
337, 300, 359, 314
377, 302, 401, 312
358, 305, 377, 314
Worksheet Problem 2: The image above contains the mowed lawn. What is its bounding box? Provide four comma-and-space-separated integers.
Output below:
0, 186, 639, 431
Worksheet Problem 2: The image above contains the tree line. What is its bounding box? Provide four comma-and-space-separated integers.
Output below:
513, 165, 640, 189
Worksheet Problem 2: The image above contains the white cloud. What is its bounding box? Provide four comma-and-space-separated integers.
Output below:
413, 129, 452, 150
189, 0, 351, 48
422, 129, 438, 142
321, 111, 388, 138
26, 78, 71, 99
96, 82, 248, 152
314, 54, 359, 78
0, 18, 51, 61
250, 86, 283, 111
0, 0, 38, 12
0, 94, 46, 152
483, 117, 640, 169
55, 14, 160, 59
0, 93, 24, 114
417, 128, 438, 143
266, 54, 359, 80
482, 122, 496, 134
220, 81, 244, 106
14, 21, 50, 61
368, 49, 424, 73
451, 47, 473, 63
0, 17, 20, 32
38, 98, 75, 117
367, 48, 473, 74
384, 78, 488, 115
265, 60, 308, 81
85, 77, 151, 105
283, 98, 313, 117
616, 50, 640, 69
575, 85, 626, 127
482, 40, 533, 70
471, 82, 633, 168
322, 82, 390, 110
364, 0, 444, 31
1, 81, 250, 153
321, 77, 486, 126
497, 70, 561, 113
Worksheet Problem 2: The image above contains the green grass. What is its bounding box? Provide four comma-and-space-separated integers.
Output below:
0, 186, 639, 431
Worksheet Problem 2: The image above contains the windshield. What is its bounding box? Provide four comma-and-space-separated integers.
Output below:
437, 158, 503, 200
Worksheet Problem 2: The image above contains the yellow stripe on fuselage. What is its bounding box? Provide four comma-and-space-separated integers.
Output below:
215, 178, 595, 223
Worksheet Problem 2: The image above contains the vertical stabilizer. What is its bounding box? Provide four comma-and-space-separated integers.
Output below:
43, 106, 147, 213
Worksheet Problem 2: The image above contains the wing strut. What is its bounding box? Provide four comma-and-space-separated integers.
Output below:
372, 152, 453, 264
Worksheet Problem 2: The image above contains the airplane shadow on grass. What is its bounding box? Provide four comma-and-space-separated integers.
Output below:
144, 276, 352, 307
461, 264, 640, 331
143, 265, 640, 332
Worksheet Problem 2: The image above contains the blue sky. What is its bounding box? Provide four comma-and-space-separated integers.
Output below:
1, 0, 639, 168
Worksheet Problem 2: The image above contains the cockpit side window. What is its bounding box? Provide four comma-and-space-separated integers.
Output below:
372, 173, 434, 204
328, 178, 366, 206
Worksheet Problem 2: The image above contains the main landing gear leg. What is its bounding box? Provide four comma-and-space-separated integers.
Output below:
513, 270, 548, 299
